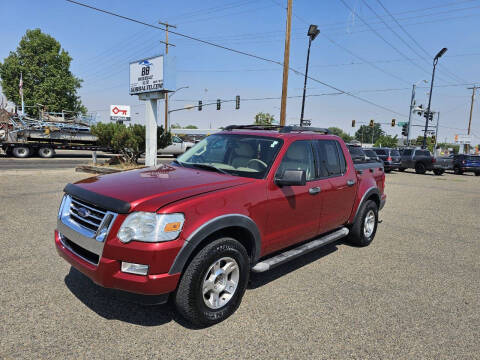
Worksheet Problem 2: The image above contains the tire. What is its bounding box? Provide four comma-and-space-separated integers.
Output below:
174, 237, 250, 327
348, 200, 378, 247
12, 146, 30, 158
398, 167, 406, 172
475, 172, 480, 176
453, 166, 463, 175
415, 162, 426, 174
433, 169, 444, 176
38, 147, 55, 158
384, 168, 392, 173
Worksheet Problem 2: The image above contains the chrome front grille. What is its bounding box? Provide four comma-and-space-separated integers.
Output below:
69, 197, 107, 233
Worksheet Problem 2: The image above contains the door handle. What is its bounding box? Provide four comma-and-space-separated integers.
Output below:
346, 180, 356, 187
309, 186, 321, 195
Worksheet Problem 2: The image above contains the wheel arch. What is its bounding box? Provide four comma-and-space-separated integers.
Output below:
350, 187, 380, 225
168, 214, 261, 275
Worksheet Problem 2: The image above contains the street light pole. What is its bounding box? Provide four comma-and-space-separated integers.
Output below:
300, 24, 320, 127
423, 48, 447, 149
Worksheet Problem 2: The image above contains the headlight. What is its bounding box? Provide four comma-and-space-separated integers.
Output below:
117, 212, 184, 243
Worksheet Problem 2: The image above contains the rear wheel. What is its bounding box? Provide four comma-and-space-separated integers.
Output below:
415, 162, 426, 174
38, 147, 55, 158
453, 166, 463, 175
348, 200, 378, 247
12, 146, 30, 158
174, 237, 249, 327
433, 169, 444, 176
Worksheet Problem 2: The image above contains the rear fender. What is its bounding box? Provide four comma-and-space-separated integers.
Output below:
348, 187, 381, 225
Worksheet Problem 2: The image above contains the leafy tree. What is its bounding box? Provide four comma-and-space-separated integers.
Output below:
91, 123, 171, 164
414, 136, 435, 153
327, 127, 353, 142
254, 112, 275, 125
0, 29, 85, 117
171, 123, 181, 129
354, 124, 384, 144
436, 142, 459, 155
374, 135, 398, 148
171, 123, 198, 129
184, 124, 198, 129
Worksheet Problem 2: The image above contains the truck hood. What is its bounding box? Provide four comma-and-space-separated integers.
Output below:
72, 164, 254, 212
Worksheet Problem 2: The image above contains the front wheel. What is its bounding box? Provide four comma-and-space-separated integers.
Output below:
433, 169, 444, 176
174, 237, 249, 327
348, 200, 378, 247
453, 166, 463, 175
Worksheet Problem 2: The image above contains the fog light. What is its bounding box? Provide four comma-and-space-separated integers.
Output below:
121, 262, 149, 276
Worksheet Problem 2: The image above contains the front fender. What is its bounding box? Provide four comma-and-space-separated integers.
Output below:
168, 214, 261, 275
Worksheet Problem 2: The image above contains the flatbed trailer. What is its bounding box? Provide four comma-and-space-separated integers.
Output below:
1, 141, 111, 158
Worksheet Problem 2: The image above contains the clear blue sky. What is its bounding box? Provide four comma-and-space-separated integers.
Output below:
2, 0, 480, 143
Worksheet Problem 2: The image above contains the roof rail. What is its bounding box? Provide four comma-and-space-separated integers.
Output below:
223, 124, 329, 134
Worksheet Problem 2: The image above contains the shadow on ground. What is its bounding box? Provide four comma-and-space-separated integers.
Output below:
65, 242, 341, 328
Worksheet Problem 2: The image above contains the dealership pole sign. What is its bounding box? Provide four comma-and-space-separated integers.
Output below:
110, 105, 131, 122
129, 55, 175, 100
129, 54, 176, 167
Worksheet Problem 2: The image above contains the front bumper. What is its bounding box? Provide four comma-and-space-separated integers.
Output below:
460, 166, 480, 172
55, 230, 181, 296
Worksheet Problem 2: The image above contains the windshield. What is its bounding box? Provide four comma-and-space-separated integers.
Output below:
176, 133, 283, 179
391, 150, 400, 156
364, 150, 377, 157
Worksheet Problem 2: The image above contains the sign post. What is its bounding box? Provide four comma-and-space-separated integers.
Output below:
130, 55, 175, 167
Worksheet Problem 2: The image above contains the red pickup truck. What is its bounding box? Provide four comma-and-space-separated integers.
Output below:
55, 125, 386, 326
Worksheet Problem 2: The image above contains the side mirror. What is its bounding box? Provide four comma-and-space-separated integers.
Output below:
275, 170, 306, 187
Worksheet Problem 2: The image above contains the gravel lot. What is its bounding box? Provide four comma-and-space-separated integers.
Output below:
0, 168, 479, 359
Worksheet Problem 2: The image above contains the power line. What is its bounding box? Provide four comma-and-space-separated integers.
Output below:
338, 0, 451, 84
66, 0, 408, 117
373, 0, 467, 84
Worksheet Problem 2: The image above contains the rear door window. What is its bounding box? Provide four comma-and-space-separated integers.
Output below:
403, 149, 413, 156
315, 140, 345, 177
416, 150, 430, 156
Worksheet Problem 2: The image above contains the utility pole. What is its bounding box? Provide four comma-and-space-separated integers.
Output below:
280, 0, 292, 126
467, 85, 478, 153
159, 21, 176, 130
407, 84, 416, 146
434, 112, 440, 155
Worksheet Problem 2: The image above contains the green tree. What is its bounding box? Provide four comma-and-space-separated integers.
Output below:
415, 136, 435, 153
374, 134, 398, 148
254, 112, 275, 125
184, 124, 198, 129
0, 29, 85, 117
355, 124, 385, 144
171, 123, 181, 129
91, 123, 171, 164
327, 127, 353, 142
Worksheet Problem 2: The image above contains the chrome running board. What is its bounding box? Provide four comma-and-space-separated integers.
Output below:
251, 227, 349, 273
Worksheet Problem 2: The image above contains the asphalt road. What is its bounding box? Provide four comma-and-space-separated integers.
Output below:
0, 169, 478, 359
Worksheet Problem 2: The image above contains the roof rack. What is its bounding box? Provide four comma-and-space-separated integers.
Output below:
223, 124, 329, 134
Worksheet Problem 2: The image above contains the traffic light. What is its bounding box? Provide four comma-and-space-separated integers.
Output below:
391, 119, 396, 127
429, 112, 433, 121
369, 119, 374, 127
351, 120, 356, 127
401, 123, 408, 136
216, 99, 221, 110
235, 95, 240, 110
198, 100, 202, 111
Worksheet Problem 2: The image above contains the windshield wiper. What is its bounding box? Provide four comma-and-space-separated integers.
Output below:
190, 163, 229, 174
